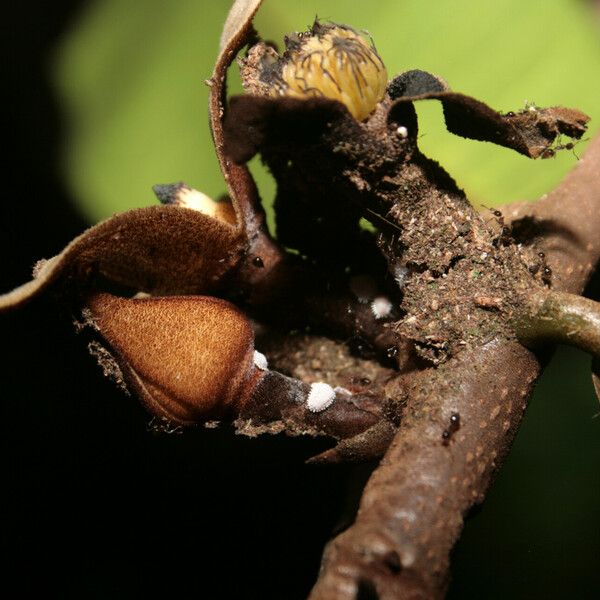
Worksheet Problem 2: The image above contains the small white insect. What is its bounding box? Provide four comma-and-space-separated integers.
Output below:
396, 126, 408, 138
371, 296, 393, 319
307, 382, 336, 412
253, 350, 269, 370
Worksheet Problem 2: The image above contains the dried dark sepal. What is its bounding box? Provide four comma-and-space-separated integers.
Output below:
389, 91, 590, 158
223, 95, 350, 164
387, 69, 449, 99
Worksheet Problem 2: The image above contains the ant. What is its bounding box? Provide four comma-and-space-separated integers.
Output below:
528, 251, 552, 287
540, 136, 587, 160
442, 412, 461, 446
482, 205, 512, 247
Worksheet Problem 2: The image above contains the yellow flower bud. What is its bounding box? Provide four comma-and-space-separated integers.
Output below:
271, 23, 388, 121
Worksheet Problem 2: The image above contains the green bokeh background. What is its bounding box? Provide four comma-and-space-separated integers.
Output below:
49, 1, 599, 597
53, 0, 600, 222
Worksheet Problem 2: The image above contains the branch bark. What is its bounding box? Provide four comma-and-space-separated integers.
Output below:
308, 134, 600, 600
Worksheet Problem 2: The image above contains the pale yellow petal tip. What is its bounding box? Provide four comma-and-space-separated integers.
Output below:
258, 22, 388, 121
153, 182, 236, 226
177, 187, 236, 225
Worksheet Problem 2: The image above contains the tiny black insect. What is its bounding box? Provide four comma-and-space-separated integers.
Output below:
483, 205, 512, 247
529, 251, 552, 287
442, 412, 461, 445
540, 136, 587, 160
542, 265, 553, 287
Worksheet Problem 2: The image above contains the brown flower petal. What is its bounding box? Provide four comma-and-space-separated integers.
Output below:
0, 205, 245, 311
86, 293, 260, 424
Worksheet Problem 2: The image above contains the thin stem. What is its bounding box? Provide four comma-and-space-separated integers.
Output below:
515, 290, 600, 359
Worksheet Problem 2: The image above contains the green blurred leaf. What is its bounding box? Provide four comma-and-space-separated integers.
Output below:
53, 0, 600, 223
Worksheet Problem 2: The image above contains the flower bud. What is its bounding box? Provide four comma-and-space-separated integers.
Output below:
86, 293, 262, 424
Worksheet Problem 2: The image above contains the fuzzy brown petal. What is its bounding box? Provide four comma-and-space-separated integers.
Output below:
86, 293, 260, 424
0, 205, 244, 311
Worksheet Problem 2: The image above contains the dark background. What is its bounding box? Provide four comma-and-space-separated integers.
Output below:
1, 2, 598, 599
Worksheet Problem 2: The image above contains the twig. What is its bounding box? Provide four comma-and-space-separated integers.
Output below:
309, 134, 600, 599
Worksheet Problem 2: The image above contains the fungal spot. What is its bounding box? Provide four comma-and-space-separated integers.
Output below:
371, 296, 393, 319
386, 345, 398, 359
266, 22, 388, 120
307, 382, 336, 412
253, 350, 269, 371
396, 125, 408, 138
